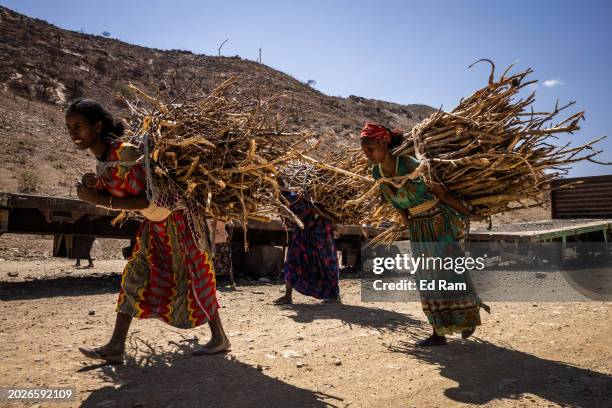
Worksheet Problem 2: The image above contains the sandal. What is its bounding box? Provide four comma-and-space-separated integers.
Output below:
192, 338, 231, 356
461, 327, 476, 339
272, 296, 292, 305
415, 335, 447, 347
78, 347, 124, 364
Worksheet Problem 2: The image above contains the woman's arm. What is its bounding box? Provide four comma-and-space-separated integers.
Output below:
430, 183, 471, 216
104, 195, 151, 211
379, 187, 410, 226
77, 184, 150, 210
315, 206, 340, 235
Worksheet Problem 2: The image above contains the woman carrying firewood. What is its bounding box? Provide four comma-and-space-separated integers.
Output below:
273, 182, 341, 305
360, 122, 489, 347
65, 98, 230, 363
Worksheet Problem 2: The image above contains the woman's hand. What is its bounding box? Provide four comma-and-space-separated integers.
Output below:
397, 208, 409, 227
81, 172, 98, 189
76, 182, 149, 210
431, 183, 472, 216
76, 182, 101, 204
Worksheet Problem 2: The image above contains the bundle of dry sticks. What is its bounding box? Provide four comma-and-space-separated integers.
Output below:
123, 77, 314, 249
389, 60, 609, 216
280, 150, 397, 226
120, 62, 609, 248
297, 61, 610, 242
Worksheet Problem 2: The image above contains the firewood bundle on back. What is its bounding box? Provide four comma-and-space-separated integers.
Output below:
334, 61, 610, 243
123, 77, 311, 250
391, 60, 608, 216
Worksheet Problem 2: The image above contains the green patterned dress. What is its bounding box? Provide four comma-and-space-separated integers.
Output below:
373, 155, 489, 336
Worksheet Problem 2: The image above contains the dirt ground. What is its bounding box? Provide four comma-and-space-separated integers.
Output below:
1, 256, 610, 408
0, 235, 130, 263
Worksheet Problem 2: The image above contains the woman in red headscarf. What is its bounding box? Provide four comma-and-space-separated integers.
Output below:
361, 123, 489, 347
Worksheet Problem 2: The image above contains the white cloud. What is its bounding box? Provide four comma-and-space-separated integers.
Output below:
542, 78, 566, 88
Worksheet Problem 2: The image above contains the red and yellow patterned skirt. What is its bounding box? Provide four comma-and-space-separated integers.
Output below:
116, 211, 219, 329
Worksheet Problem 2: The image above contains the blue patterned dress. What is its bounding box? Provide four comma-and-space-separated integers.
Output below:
283, 191, 340, 299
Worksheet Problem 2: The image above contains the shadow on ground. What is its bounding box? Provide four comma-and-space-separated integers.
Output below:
280, 302, 426, 333
389, 338, 612, 407
0, 274, 238, 301
79, 334, 339, 408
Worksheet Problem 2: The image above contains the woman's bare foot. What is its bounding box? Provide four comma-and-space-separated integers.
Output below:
192, 336, 231, 355
78, 343, 124, 364
273, 295, 292, 305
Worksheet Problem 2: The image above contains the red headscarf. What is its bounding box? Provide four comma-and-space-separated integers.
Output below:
360, 123, 391, 144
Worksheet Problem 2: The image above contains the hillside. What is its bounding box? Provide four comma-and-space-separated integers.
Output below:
0, 5, 436, 197
0, 6, 552, 224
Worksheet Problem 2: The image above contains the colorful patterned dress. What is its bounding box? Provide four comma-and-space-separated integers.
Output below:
283, 191, 340, 300
373, 155, 488, 336
96, 141, 219, 329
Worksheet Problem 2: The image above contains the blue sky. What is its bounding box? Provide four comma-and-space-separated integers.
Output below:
2, 0, 611, 177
